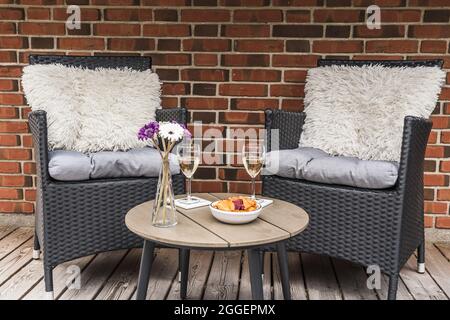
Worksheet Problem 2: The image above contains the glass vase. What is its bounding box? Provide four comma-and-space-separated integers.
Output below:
152, 157, 177, 227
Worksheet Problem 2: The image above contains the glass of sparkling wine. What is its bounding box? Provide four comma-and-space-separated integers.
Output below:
242, 142, 265, 200
177, 143, 201, 204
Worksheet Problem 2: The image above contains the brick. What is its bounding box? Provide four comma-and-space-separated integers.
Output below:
380, 10, 421, 22
0, 67, 22, 77
194, 54, 218, 66
281, 99, 304, 111
0, 81, 17, 92
143, 0, 189, 4
313, 40, 363, 53
0, 148, 31, 160
0, 8, 24, 20
273, 25, 323, 37
31, 37, 54, 49
228, 182, 262, 194
424, 188, 434, 200
409, 0, 450, 5
191, 112, 216, 123
143, 24, 190, 37
0, 22, 16, 34
108, 38, 155, 51
423, 10, 450, 22
222, 25, 270, 37
284, 70, 308, 83
314, 9, 364, 22
431, 116, 449, 129
161, 97, 178, 108
428, 131, 437, 144
194, 25, 218, 37
0, 37, 28, 49
219, 84, 267, 97
326, 25, 350, 38
0, 162, 20, 173
0, 175, 32, 187
441, 88, 450, 100
193, 167, 216, 180
162, 83, 190, 95
232, 69, 281, 82
193, 83, 216, 96
58, 38, 105, 50
0, 188, 22, 200
181, 97, 228, 110
270, 84, 304, 97
94, 24, 140, 36
426, 146, 450, 158
0, 53, 17, 63
231, 98, 278, 111
234, 10, 283, 22
0, 201, 33, 213
154, 9, 178, 22
286, 40, 310, 52
19, 22, 65, 35
425, 201, 448, 214
436, 217, 450, 229
22, 135, 33, 148
157, 39, 180, 51
0, 94, 24, 105
286, 10, 310, 22
150, 53, 191, 66
53, 8, 100, 21
181, 10, 230, 22
272, 0, 323, 4
181, 69, 229, 82
219, 112, 264, 125
421, 41, 447, 54
424, 215, 434, 228
366, 40, 418, 53
273, 55, 319, 67
0, 122, 27, 133
221, 0, 271, 5
235, 40, 283, 52
24, 189, 36, 201
192, 181, 226, 193
441, 132, 450, 144
424, 174, 448, 186
193, 0, 217, 5
183, 39, 231, 52
353, 25, 405, 38
437, 189, 450, 200
0, 135, 19, 146
221, 54, 269, 67
67, 24, 91, 36
326, 0, 351, 5
104, 8, 152, 21
409, 25, 450, 38
440, 160, 450, 172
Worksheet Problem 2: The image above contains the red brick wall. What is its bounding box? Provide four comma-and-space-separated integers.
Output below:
0, 1, 449, 230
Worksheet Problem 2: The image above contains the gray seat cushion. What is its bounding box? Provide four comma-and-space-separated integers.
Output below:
264, 147, 398, 189
48, 147, 180, 181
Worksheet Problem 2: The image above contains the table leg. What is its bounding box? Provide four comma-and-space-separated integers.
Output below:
247, 249, 264, 300
276, 242, 291, 300
179, 248, 190, 299
136, 240, 155, 300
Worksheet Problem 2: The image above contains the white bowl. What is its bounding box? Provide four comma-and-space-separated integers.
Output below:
209, 201, 262, 224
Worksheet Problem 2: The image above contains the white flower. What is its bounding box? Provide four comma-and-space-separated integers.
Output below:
158, 122, 185, 143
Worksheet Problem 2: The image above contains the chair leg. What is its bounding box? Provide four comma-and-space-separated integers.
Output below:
276, 242, 291, 300
247, 249, 264, 300
33, 231, 40, 260
136, 240, 155, 300
387, 274, 399, 300
417, 242, 425, 274
179, 249, 190, 299
260, 251, 264, 280
44, 266, 54, 300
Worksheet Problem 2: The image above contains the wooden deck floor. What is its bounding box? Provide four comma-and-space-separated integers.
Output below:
1, 226, 450, 300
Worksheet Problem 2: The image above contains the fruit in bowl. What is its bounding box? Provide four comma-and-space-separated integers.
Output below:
210, 196, 262, 224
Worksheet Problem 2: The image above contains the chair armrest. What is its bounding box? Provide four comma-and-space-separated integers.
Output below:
28, 110, 51, 189
265, 109, 306, 151
156, 107, 188, 125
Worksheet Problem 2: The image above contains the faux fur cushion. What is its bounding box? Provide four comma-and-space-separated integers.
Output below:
299, 65, 445, 162
22, 64, 161, 152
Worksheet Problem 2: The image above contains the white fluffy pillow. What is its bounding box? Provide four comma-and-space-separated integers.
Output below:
299, 65, 445, 162
22, 64, 161, 152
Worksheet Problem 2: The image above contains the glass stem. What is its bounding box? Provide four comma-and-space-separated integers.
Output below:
187, 177, 192, 201
251, 177, 256, 200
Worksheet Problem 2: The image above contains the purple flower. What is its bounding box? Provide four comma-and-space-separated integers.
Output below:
138, 121, 159, 140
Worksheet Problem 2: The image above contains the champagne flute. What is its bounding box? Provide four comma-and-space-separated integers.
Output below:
242, 142, 265, 200
177, 143, 201, 204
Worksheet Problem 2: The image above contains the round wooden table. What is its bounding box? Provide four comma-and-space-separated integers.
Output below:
125, 193, 309, 300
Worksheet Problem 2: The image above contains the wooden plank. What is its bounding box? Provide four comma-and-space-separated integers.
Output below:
332, 259, 378, 300
0, 226, 17, 241
95, 249, 141, 300
0, 259, 43, 300
421, 243, 450, 298
145, 249, 179, 300
126, 201, 228, 249
203, 250, 242, 300
238, 251, 271, 300
301, 253, 342, 300
23, 255, 94, 300
435, 243, 450, 261
377, 274, 413, 300
0, 239, 33, 286
59, 250, 127, 300
399, 255, 447, 300
166, 250, 214, 300
211, 193, 309, 237
0, 227, 33, 260
273, 252, 307, 300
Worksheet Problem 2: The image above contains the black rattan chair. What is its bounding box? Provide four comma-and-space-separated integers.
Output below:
262, 59, 443, 300
28, 55, 186, 299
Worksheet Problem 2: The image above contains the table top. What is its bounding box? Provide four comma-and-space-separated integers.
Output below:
125, 193, 309, 249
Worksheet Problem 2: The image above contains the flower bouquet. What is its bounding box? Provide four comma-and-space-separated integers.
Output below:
138, 121, 191, 227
